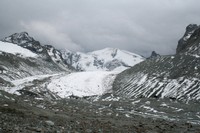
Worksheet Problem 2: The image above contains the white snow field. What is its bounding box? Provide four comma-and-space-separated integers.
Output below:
4, 71, 118, 98
0, 41, 37, 57
48, 71, 118, 98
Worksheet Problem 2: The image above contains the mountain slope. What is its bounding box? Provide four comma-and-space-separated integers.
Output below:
1, 32, 70, 71
0, 49, 69, 86
61, 48, 144, 71
113, 24, 200, 102
0, 32, 71, 86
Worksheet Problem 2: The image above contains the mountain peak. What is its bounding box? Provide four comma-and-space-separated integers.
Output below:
89, 47, 119, 58
18, 31, 29, 36
148, 51, 160, 59
1, 32, 34, 44
62, 48, 144, 71
186, 24, 198, 32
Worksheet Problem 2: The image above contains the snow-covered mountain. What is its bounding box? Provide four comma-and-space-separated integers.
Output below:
0, 32, 145, 99
1, 32, 145, 72
113, 24, 200, 102
1, 32, 70, 71
0, 32, 71, 87
61, 48, 144, 71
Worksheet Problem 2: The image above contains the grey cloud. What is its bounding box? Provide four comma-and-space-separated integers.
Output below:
0, 0, 200, 56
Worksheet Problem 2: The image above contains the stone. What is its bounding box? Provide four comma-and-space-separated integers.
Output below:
45, 120, 54, 126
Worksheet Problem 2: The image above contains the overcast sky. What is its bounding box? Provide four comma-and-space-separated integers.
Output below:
0, 0, 200, 56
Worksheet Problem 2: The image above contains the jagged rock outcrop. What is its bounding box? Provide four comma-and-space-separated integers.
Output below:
176, 24, 199, 54
148, 51, 160, 59
2, 32, 44, 54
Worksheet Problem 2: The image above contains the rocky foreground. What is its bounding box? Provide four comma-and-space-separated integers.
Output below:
0, 90, 200, 133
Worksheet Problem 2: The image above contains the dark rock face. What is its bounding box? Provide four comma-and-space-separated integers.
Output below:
183, 26, 200, 56
2, 32, 34, 44
176, 24, 199, 54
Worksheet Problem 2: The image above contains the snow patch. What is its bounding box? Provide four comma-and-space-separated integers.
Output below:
0, 41, 37, 57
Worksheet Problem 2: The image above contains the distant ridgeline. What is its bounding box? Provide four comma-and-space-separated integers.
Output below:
0, 32, 145, 87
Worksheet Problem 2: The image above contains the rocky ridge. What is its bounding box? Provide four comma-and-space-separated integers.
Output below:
113, 24, 200, 102
1, 32, 70, 71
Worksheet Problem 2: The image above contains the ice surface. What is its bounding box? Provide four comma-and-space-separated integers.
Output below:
47, 71, 119, 98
